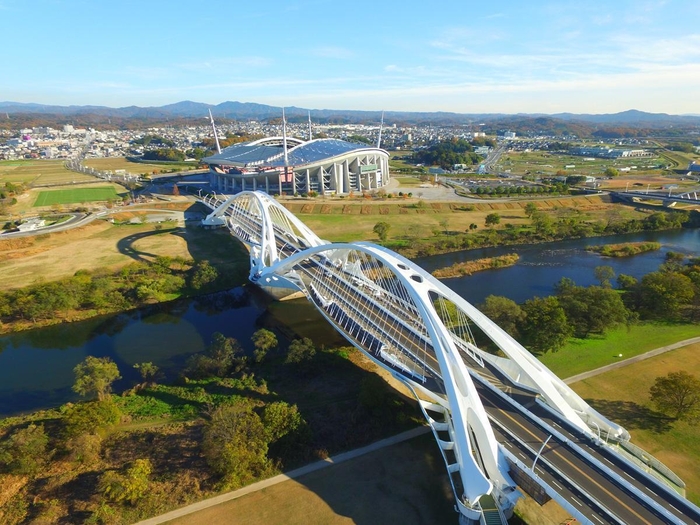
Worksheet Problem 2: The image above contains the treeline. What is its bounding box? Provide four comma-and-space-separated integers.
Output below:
412, 138, 482, 169
398, 209, 694, 258
141, 148, 187, 162
478, 254, 699, 354
0, 256, 234, 329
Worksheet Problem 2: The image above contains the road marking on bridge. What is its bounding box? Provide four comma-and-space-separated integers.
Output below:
486, 398, 656, 525
592, 514, 604, 523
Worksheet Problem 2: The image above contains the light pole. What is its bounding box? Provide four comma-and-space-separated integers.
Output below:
532, 434, 552, 475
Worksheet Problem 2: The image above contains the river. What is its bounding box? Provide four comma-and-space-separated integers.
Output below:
1, 228, 698, 416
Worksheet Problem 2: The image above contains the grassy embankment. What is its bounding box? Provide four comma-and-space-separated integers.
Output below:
569, 342, 700, 504
586, 241, 661, 257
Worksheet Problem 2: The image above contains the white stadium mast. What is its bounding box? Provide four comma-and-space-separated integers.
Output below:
377, 110, 384, 148
209, 109, 221, 154
308, 111, 313, 141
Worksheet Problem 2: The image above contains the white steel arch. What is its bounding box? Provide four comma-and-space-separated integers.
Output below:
202, 191, 631, 521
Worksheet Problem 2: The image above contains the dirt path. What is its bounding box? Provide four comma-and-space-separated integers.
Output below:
564, 336, 700, 384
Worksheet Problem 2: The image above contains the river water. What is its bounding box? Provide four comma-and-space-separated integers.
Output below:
1, 228, 698, 416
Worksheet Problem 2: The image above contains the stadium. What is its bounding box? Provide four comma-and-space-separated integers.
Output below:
203, 136, 390, 195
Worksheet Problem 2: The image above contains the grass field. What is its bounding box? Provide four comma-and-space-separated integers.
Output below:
33, 186, 119, 206
0, 207, 246, 290
283, 195, 643, 243
0, 159, 95, 186
83, 157, 199, 174
571, 342, 700, 504
539, 323, 700, 379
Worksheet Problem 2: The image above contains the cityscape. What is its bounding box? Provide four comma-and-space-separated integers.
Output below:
1, 0, 700, 524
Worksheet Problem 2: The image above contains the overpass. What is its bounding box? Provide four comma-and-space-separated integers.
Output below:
612, 189, 700, 207
200, 190, 700, 525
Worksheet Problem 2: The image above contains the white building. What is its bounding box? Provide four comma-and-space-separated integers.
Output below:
204, 137, 390, 195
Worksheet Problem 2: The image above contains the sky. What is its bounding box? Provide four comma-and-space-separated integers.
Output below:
2, 0, 700, 115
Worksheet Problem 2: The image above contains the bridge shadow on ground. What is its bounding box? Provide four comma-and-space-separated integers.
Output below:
168, 432, 457, 525
584, 398, 674, 433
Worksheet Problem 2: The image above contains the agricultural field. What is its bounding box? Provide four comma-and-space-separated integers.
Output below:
33, 186, 118, 206
0, 159, 94, 186
571, 342, 700, 504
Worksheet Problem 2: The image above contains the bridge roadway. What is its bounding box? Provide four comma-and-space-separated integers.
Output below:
280, 245, 699, 523
215, 196, 700, 524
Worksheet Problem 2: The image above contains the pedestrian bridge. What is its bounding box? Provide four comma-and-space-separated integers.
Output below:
200, 190, 700, 525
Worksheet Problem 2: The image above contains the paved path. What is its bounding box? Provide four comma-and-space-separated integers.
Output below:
133, 426, 431, 525
564, 336, 700, 384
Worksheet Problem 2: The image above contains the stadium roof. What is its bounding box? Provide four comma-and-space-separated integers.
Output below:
203, 137, 384, 168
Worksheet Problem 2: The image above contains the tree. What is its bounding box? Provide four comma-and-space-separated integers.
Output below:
520, 296, 572, 354
251, 329, 277, 363
637, 271, 694, 320
99, 459, 153, 505
485, 213, 501, 228
261, 402, 303, 442
0, 424, 50, 476
439, 218, 449, 234
372, 221, 391, 241
531, 210, 554, 236
617, 274, 638, 290
594, 265, 616, 288
524, 202, 538, 218
604, 167, 619, 177
189, 260, 218, 291
555, 281, 630, 338
202, 402, 271, 487
186, 332, 244, 378
72, 356, 121, 401
63, 398, 121, 437
479, 295, 525, 339
133, 362, 159, 384
285, 337, 316, 364
650, 371, 700, 420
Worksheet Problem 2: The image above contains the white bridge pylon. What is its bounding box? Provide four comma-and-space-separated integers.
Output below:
203, 191, 629, 521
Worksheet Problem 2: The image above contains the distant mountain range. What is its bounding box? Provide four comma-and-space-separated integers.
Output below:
2, 101, 700, 130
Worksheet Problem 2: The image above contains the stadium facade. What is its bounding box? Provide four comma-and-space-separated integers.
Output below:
203, 137, 390, 195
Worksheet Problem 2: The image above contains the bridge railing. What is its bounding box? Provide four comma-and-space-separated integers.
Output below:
471, 370, 686, 524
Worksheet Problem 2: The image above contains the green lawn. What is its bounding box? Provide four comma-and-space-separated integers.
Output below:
570, 342, 700, 504
538, 323, 700, 379
33, 186, 119, 206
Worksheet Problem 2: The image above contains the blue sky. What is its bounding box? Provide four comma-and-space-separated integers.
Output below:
2, 0, 699, 114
